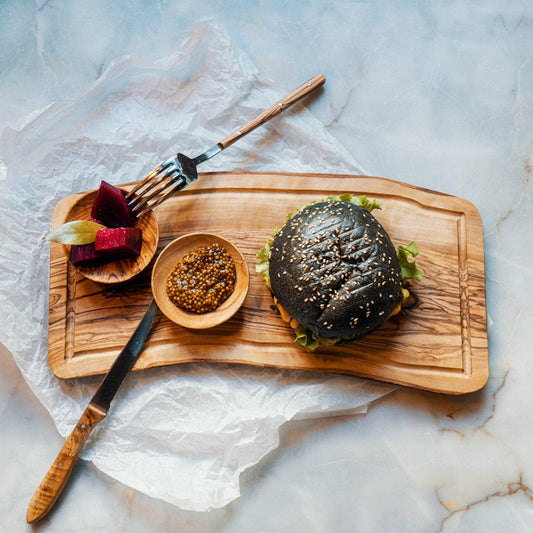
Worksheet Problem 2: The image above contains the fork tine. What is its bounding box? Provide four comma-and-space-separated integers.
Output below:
126, 153, 183, 215
129, 172, 186, 216
128, 167, 177, 210
126, 165, 163, 200
125, 155, 176, 200
133, 176, 188, 218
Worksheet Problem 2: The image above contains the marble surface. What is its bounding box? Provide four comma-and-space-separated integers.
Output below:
1, 1, 532, 532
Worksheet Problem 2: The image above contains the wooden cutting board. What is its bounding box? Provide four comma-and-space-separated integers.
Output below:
48, 172, 489, 394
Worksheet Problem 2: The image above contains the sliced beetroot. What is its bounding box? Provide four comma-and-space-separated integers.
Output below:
70, 243, 105, 265
95, 227, 142, 257
91, 180, 132, 228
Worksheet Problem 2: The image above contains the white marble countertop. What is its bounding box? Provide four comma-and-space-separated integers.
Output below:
1, 1, 532, 531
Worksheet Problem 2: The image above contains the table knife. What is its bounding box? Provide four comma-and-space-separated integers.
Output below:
26, 299, 159, 523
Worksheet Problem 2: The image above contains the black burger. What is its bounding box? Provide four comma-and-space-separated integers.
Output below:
257, 195, 422, 350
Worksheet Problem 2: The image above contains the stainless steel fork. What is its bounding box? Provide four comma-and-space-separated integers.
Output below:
126, 74, 325, 217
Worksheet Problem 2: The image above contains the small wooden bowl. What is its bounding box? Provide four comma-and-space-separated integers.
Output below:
61, 189, 159, 284
151, 233, 250, 329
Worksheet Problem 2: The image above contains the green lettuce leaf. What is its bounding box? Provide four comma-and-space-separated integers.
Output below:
294, 325, 357, 351
294, 326, 320, 351
256, 233, 275, 285
45, 220, 107, 245
326, 194, 381, 212
397, 241, 423, 281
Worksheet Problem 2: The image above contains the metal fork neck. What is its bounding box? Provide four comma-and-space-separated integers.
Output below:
192, 144, 222, 166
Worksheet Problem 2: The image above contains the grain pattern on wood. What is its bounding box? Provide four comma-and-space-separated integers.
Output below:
218, 74, 325, 149
48, 172, 489, 394
26, 404, 106, 523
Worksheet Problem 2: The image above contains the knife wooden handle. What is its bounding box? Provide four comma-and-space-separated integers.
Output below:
217, 73, 325, 150
26, 403, 106, 523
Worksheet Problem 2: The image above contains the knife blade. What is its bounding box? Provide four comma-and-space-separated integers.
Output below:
26, 299, 159, 524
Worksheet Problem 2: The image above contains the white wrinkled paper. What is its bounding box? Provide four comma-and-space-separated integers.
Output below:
0, 22, 395, 511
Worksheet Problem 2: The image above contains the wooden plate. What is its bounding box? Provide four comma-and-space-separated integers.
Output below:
61, 188, 159, 284
48, 172, 489, 394
151, 233, 250, 329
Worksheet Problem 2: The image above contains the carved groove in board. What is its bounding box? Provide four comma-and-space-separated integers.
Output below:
65, 262, 77, 361
457, 213, 472, 376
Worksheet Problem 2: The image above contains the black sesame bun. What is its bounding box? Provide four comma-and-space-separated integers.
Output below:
268, 200, 403, 340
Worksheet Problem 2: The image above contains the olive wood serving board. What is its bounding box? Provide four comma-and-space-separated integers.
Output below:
48, 172, 489, 394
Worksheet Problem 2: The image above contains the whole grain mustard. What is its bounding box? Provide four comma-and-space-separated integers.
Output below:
166, 243, 236, 314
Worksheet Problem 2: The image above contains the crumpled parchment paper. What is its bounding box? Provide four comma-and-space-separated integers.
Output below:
0, 21, 395, 511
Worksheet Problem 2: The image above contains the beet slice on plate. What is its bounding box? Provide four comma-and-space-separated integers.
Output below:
95, 227, 142, 257
90, 181, 132, 228
70, 243, 105, 265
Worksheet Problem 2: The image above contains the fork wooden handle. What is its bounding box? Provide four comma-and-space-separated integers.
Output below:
26, 404, 106, 523
218, 73, 326, 150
